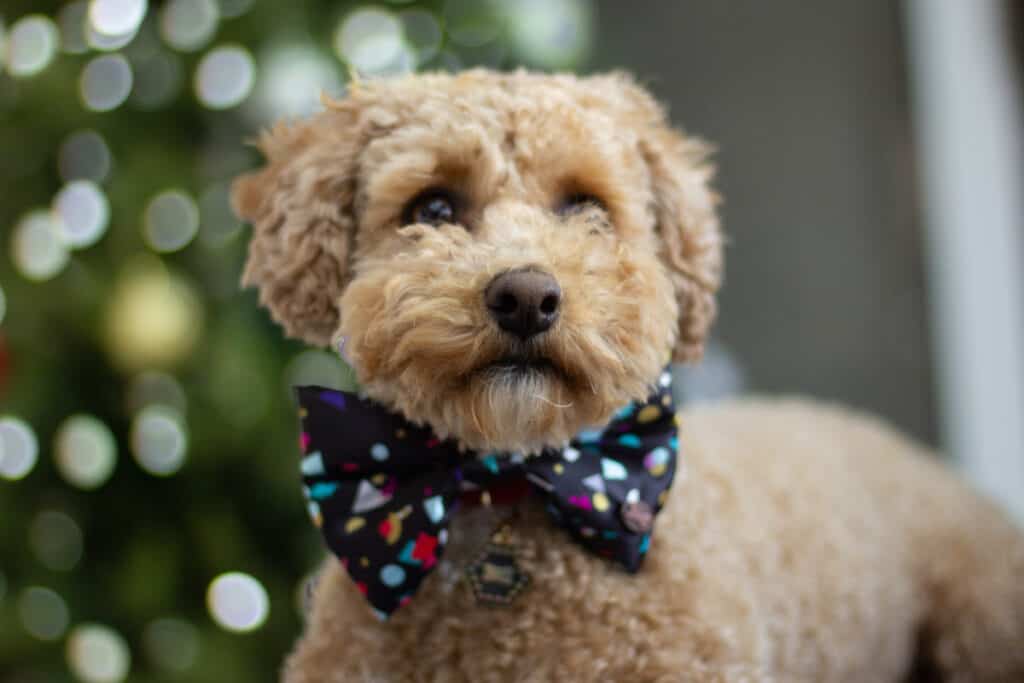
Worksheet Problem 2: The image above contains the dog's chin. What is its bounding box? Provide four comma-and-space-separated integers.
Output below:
429, 352, 612, 454
460, 361, 581, 453
355, 339, 651, 454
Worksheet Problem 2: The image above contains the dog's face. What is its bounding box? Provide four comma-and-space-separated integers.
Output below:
233, 70, 721, 453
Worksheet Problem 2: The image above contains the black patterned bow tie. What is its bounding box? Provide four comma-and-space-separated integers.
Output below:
294, 367, 679, 619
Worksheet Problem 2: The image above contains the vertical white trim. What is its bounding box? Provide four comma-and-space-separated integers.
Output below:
903, 0, 1024, 521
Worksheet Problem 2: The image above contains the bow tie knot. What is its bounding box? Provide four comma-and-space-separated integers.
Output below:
295, 368, 679, 618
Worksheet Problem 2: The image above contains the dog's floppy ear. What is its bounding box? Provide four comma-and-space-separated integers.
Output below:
231, 105, 364, 346
588, 73, 724, 363
641, 120, 723, 363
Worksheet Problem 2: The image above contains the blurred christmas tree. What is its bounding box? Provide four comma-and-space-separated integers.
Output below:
0, 0, 592, 680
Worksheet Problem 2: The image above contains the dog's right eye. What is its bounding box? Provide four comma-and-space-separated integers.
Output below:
403, 189, 458, 227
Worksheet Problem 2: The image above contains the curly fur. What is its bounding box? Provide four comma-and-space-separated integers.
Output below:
233, 69, 1024, 681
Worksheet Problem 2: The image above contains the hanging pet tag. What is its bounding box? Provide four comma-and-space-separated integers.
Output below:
465, 525, 530, 605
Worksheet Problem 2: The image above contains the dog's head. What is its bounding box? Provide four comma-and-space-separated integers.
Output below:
233, 69, 722, 453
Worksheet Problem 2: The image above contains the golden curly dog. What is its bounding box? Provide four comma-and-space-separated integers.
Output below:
232, 69, 1024, 682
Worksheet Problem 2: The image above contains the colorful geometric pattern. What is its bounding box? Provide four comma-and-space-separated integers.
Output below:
294, 367, 679, 619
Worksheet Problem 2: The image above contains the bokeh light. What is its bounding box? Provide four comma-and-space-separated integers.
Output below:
144, 189, 200, 252
89, 0, 149, 38
207, 572, 270, 633
12, 209, 70, 281
128, 372, 187, 414
131, 405, 188, 476
195, 44, 255, 110
59, 2, 91, 55
400, 9, 442, 66
0, 417, 39, 481
105, 259, 203, 370
160, 0, 219, 53
253, 44, 342, 121
55, 414, 118, 490
6, 15, 60, 78
143, 617, 199, 672
80, 54, 134, 112
198, 181, 243, 247
0, 283, 6, 325
131, 50, 184, 110
59, 130, 113, 184
505, 0, 592, 68
30, 511, 84, 572
67, 624, 132, 683
334, 8, 408, 76
86, 22, 137, 52
218, 0, 254, 19
18, 587, 70, 641
444, 0, 501, 47
54, 180, 111, 249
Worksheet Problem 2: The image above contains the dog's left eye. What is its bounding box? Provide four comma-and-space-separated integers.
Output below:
403, 189, 458, 227
557, 193, 606, 216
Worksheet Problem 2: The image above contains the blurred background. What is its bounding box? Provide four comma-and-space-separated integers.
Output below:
1, 0, 1022, 680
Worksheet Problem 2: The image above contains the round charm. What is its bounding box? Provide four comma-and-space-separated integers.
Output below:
620, 500, 654, 533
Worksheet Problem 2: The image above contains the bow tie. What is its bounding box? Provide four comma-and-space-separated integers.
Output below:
294, 367, 679, 619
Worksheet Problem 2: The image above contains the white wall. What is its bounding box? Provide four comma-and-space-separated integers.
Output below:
904, 0, 1024, 521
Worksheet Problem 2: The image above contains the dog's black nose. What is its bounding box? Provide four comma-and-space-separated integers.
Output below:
484, 268, 561, 339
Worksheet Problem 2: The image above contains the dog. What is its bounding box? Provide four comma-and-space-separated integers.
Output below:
232, 69, 1024, 682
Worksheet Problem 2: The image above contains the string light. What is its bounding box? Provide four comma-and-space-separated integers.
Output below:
334, 8, 405, 75
504, 0, 591, 68
0, 417, 39, 481
443, 0, 501, 47
6, 15, 60, 78
86, 22, 136, 52
105, 258, 203, 370
195, 44, 255, 110
58, 2, 90, 55
80, 54, 134, 112
252, 44, 341, 121
59, 130, 113, 184
128, 372, 187, 414
54, 180, 111, 248
11, 209, 70, 281
18, 587, 69, 641
30, 511, 84, 572
207, 572, 269, 632
217, 0, 254, 19
67, 624, 132, 683
198, 181, 242, 247
131, 50, 184, 110
160, 0, 219, 53
143, 618, 199, 671
89, 0, 149, 38
144, 189, 199, 252
55, 414, 118, 490
400, 9, 443, 66
131, 405, 188, 476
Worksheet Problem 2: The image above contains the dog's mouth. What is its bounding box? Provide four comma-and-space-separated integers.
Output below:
474, 349, 582, 387
484, 354, 556, 376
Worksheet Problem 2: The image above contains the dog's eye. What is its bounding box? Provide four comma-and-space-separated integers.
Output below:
403, 189, 458, 227
557, 193, 606, 216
